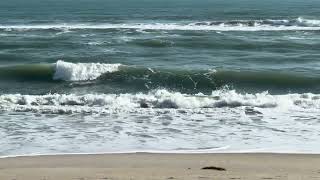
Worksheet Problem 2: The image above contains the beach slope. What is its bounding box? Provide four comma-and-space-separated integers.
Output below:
0, 153, 319, 180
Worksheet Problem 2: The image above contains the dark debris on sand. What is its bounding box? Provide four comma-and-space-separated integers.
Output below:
201, 166, 226, 171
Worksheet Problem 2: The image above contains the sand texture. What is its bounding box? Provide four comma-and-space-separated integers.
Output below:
0, 153, 320, 180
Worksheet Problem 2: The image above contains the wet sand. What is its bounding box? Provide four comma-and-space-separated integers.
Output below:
0, 153, 320, 180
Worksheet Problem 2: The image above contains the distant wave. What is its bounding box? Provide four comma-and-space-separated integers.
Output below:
1, 17, 320, 32
0, 89, 319, 114
191, 17, 320, 28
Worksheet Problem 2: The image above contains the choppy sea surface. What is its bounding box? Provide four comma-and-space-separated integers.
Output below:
1, 0, 320, 156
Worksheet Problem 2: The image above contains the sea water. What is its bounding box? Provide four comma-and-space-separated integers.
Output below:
0, 0, 320, 156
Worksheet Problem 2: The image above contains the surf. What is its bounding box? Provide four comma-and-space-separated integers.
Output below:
1, 61, 320, 94
0, 89, 320, 115
1, 17, 320, 32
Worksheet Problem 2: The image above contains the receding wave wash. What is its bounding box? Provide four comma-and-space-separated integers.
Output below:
1, 0, 320, 156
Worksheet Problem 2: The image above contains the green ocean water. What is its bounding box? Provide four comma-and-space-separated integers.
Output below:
0, 0, 320, 94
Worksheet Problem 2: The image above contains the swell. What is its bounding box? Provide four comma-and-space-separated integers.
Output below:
1, 17, 320, 32
98, 67, 320, 92
1, 61, 320, 92
0, 64, 54, 81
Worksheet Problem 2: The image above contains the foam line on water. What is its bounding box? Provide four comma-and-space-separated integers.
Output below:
0, 90, 320, 114
1, 17, 320, 31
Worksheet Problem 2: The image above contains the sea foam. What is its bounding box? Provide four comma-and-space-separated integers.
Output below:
1, 17, 320, 32
0, 89, 319, 114
53, 60, 122, 81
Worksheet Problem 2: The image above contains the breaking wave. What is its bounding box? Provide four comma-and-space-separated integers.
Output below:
1, 17, 320, 32
0, 89, 319, 114
53, 60, 122, 81
0, 61, 123, 81
1, 61, 320, 92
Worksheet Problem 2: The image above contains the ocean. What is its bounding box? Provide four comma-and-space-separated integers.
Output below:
0, 0, 320, 156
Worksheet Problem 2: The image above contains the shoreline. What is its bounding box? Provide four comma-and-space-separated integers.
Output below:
1, 150, 320, 159
0, 153, 319, 180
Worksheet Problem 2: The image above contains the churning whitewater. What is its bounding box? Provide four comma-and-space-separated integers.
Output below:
1, 17, 320, 32
53, 60, 122, 81
2, 60, 320, 115
1, 89, 320, 114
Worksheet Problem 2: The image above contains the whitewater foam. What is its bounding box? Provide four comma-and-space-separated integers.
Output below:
296, 17, 320, 27
0, 90, 320, 114
1, 18, 320, 32
53, 60, 122, 81
1, 90, 320, 156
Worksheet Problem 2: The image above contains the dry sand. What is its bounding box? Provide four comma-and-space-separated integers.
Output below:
0, 153, 319, 180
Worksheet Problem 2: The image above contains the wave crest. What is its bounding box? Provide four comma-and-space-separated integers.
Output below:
53, 60, 122, 81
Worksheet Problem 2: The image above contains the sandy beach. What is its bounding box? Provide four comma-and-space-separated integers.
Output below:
0, 153, 319, 180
